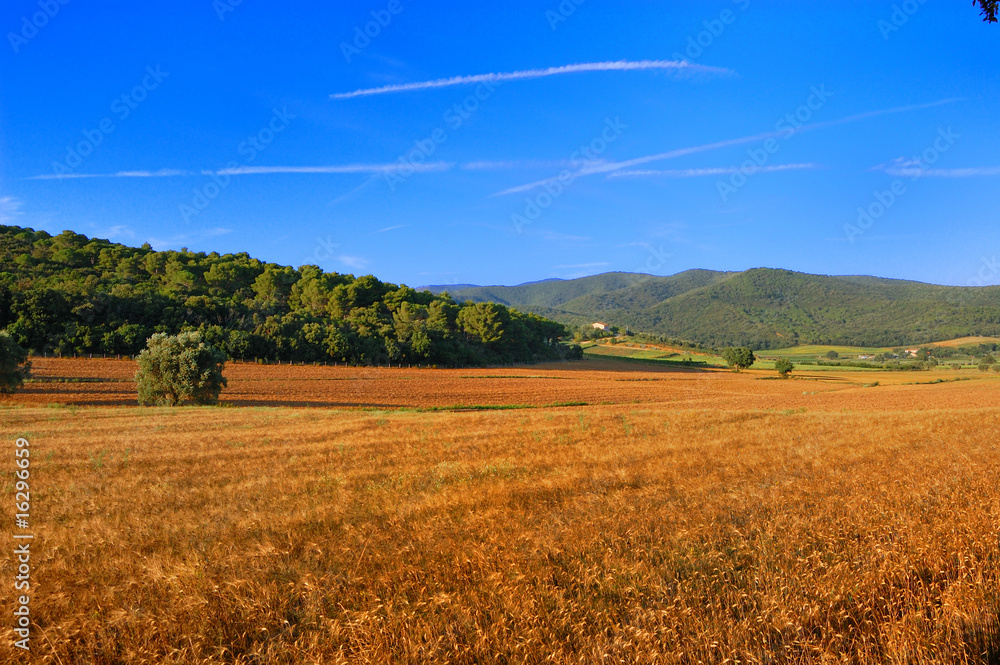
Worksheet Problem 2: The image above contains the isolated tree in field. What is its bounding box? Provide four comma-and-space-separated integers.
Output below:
722, 347, 756, 372
0, 332, 31, 394
135, 332, 227, 406
825, 350, 840, 359
774, 358, 794, 379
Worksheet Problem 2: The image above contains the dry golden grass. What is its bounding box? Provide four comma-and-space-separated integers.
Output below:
1, 365, 999, 663
932, 337, 1000, 348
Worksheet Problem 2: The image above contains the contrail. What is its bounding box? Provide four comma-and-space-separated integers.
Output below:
330, 59, 732, 100
608, 163, 821, 178
29, 163, 453, 180
492, 97, 964, 196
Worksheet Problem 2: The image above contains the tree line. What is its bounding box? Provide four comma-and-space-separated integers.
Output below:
0, 226, 581, 366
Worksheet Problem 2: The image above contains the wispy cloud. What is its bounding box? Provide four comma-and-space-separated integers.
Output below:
608, 163, 821, 178
532, 229, 593, 243
330, 59, 732, 100
217, 163, 451, 175
31, 163, 452, 180
0, 196, 23, 223
877, 162, 1000, 178
328, 175, 381, 207
337, 255, 369, 270
461, 159, 583, 171
375, 224, 407, 234
102, 225, 135, 240
493, 98, 963, 196
31, 169, 192, 180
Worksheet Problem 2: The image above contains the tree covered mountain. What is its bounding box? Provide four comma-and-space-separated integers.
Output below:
0, 226, 578, 365
426, 269, 1000, 349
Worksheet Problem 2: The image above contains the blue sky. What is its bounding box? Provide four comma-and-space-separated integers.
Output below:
1, 1, 998, 288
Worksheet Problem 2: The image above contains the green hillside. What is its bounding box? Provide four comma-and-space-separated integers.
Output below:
428, 272, 652, 313
428, 268, 1000, 349
0, 225, 579, 366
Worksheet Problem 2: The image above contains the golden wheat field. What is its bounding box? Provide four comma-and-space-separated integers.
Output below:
2, 360, 1000, 663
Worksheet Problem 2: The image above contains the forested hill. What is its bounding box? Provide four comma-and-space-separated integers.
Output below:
0, 226, 578, 366
425, 269, 1000, 349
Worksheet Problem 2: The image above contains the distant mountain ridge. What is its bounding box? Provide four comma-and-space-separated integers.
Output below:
423, 269, 1000, 349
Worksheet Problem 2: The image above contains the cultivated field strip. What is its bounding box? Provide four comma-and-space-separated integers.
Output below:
11, 358, 1000, 411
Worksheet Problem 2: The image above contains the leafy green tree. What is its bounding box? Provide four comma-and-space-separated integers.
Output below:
722, 347, 756, 371
135, 332, 227, 406
774, 358, 794, 378
458, 302, 508, 345
825, 350, 840, 359
0, 332, 30, 393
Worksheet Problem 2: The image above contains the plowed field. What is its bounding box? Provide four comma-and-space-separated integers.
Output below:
6, 357, 999, 411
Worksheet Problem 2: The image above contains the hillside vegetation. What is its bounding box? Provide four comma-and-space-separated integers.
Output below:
0, 226, 577, 366
428, 269, 1000, 349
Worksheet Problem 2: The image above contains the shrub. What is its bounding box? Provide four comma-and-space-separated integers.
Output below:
722, 347, 756, 372
135, 332, 227, 406
774, 358, 794, 378
825, 350, 840, 359
0, 332, 31, 394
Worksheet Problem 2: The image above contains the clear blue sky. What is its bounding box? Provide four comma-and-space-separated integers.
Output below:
1, 1, 997, 288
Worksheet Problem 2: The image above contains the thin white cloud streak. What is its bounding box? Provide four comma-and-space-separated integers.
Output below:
880, 166, 1000, 178
461, 159, 579, 171
330, 59, 731, 100
31, 169, 192, 180
328, 175, 380, 207
608, 163, 821, 178
493, 97, 963, 196
216, 163, 451, 175
31, 163, 452, 180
